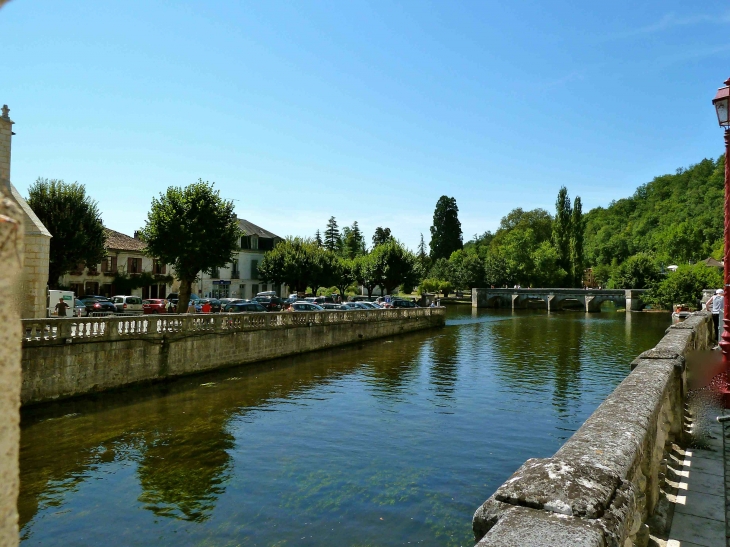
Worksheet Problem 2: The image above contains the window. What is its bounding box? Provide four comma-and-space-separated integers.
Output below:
251, 260, 259, 279
251, 284, 259, 296
231, 261, 240, 279
153, 260, 166, 275
239, 284, 246, 298
260, 284, 267, 292
240, 236, 250, 250
251, 236, 259, 250
211, 267, 220, 278
128, 257, 142, 274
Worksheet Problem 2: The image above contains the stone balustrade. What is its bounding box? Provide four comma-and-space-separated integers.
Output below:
21, 308, 446, 405
472, 312, 713, 546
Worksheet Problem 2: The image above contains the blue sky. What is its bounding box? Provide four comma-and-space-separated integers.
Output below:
3, 1, 730, 250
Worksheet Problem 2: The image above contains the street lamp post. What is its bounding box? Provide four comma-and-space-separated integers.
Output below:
712, 78, 730, 367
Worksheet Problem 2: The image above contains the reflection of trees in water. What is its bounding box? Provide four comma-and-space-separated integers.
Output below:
489, 313, 583, 415
361, 331, 435, 399
19, 334, 431, 531
427, 329, 460, 399
137, 427, 233, 522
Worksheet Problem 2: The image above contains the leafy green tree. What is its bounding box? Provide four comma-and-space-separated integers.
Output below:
428, 258, 454, 285
530, 241, 566, 287
371, 239, 418, 294
613, 253, 661, 289
418, 278, 441, 294
353, 253, 380, 298
27, 178, 106, 288
328, 255, 355, 298
258, 237, 328, 294
372, 227, 392, 248
140, 180, 240, 312
570, 196, 584, 287
324, 216, 340, 252
484, 253, 509, 287
439, 280, 453, 297
645, 264, 723, 309
429, 196, 463, 260
448, 249, 484, 289
552, 186, 572, 283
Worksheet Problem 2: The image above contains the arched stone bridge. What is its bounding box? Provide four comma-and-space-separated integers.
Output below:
471, 288, 648, 312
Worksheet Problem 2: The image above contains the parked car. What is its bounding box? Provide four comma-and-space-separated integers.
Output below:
391, 299, 418, 309
224, 301, 267, 313
112, 295, 144, 314
305, 296, 334, 305
81, 297, 117, 316
207, 298, 222, 313
253, 295, 284, 311
288, 302, 325, 312
219, 298, 245, 306
358, 301, 381, 309
73, 298, 86, 317
340, 302, 371, 310
320, 303, 342, 310
142, 299, 168, 314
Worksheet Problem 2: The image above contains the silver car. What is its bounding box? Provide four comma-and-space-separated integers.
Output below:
112, 295, 144, 314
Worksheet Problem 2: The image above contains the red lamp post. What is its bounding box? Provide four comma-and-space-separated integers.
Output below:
712, 78, 730, 366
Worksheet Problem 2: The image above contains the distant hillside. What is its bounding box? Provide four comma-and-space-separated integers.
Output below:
584, 156, 725, 267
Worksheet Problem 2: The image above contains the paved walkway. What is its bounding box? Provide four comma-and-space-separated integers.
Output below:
664, 411, 727, 547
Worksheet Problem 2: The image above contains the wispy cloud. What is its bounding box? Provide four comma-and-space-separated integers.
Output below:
655, 43, 730, 68
602, 11, 730, 41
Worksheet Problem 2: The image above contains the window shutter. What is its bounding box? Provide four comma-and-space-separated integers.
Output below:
101, 258, 108, 273
111, 256, 117, 271
161, 263, 167, 274
251, 260, 258, 279
127, 257, 133, 273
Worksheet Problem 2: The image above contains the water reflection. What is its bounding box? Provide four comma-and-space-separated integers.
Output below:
19, 308, 671, 547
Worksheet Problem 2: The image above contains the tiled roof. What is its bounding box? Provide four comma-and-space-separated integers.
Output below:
105, 228, 146, 252
238, 218, 281, 240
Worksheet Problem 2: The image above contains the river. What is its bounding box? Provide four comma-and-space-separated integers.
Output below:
18, 307, 670, 546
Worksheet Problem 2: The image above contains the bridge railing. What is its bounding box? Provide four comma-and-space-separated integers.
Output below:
22, 307, 445, 345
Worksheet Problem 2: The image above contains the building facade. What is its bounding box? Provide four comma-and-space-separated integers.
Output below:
60, 229, 172, 299
198, 218, 284, 299
0, 104, 52, 319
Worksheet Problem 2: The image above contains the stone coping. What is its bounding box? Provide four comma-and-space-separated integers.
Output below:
22, 307, 446, 345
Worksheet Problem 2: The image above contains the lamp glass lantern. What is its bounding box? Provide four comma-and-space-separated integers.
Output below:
713, 79, 730, 127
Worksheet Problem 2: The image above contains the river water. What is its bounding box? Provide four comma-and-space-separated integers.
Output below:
19, 307, 670, 546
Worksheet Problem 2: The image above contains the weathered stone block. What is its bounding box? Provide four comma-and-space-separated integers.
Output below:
476, 506, 606, 547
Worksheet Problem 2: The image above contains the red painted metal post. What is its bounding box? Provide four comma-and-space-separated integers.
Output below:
722, 131, 730, 368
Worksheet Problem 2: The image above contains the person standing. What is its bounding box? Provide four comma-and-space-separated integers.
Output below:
54, 297, 70, 317
706, 289, 725, 344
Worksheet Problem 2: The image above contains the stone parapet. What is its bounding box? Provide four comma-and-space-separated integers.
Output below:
473, 312, 712, 547
21, 307, 446, 405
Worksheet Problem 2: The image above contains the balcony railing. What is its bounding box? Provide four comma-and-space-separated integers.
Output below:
231, 271, 240, 279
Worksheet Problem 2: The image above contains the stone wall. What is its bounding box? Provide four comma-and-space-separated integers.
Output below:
0, 106, 52, 319
21, 307, 446, 405
473, 312, 712, 547
0, 186, 23, 546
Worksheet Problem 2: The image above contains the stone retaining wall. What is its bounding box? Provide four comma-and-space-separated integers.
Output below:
21, 307, 445, 405
472, 312, 712, 547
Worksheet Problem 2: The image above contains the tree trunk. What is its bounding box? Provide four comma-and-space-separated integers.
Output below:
177, 278, 192, 314
367, 286, 373, 298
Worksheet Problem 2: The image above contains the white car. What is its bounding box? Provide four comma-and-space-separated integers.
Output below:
112, 295, 144, 314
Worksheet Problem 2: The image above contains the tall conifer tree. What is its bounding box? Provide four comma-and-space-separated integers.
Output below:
552, 187, 572, 284
324, 217, 340, 252
570, 196, 584, 288
429, 196, 463, 260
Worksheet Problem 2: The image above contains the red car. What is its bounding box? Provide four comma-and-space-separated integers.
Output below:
142, 299, 168, 314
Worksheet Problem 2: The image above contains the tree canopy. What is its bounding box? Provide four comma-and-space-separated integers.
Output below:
139, 180, 240, 312
27, 178, 106, 288
429, 196, 463, 260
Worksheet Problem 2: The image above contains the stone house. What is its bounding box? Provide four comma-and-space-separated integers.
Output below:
198, 218, 284, 299
60, 228, 172, 299
0, 104, 52, 319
